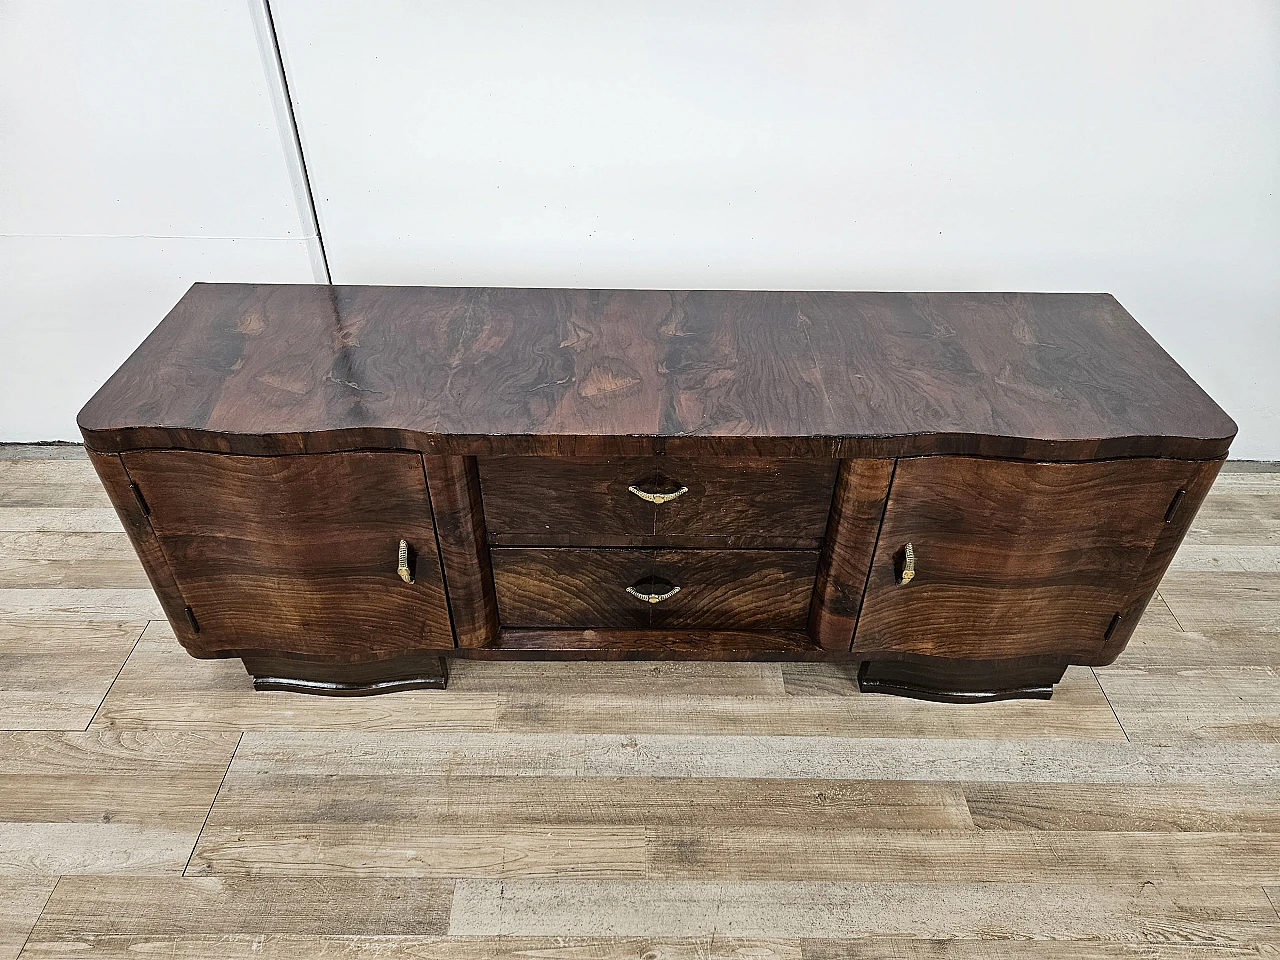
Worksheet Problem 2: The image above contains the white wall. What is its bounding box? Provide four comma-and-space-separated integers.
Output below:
4, 1, 1278, 457
0, 0, 321, 440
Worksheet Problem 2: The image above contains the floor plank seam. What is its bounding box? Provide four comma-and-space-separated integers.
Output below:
82, 618, 149, 731
19, 875, 61, 957
3, 459, 1279, 944
1156, 591, 1186, 632
1090, 667, 1130, 743
182, 731, 242, 877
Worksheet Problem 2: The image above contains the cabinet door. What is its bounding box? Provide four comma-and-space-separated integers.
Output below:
121, 450, 453, 660
854, 456, 1194, 660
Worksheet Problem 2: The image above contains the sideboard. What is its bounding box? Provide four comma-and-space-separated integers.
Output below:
79, 285, 1234, 701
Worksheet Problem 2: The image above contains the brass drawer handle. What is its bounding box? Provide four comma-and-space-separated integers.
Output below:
628, 482, 689, 505
626, 578, 681, 604
898, 542, 915, 585
397, 539, 414, 584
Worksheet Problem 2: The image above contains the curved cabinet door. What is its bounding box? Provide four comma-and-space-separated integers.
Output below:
854, 456, 1198, 661
120, 450, 453, 661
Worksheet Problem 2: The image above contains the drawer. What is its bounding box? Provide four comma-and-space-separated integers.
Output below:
478, 457, 839, 543
491, 547, 819, 629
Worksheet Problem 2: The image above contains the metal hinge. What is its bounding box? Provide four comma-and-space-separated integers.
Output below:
129, 482, 150, 516
184, 606, 200, 634
1164, 488, 1187, 523
1103, 612, 1122, 643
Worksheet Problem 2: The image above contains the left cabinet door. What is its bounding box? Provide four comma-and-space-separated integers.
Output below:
121, 450, 453, 661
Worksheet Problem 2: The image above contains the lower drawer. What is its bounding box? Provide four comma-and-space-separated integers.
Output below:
491, 548, 819, 630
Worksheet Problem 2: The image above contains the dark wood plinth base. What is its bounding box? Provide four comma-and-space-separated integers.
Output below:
858, 655, 1068, 703
244, 653, 449, 696
241, 649, 1069, 701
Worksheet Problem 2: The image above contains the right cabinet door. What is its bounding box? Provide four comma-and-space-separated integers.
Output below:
855, 456, 1197, 661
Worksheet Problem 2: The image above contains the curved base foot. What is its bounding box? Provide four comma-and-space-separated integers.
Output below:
857, 655, 1066, 704
243, 653, 449, 696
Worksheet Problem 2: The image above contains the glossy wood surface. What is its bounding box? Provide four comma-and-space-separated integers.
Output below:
808, 458, 895, 650
858, 654, 1069, 703
484, 628, 821, 659
854, 456, 1200, 662
424, 455, 500, 648
120, 450, 453, 660
1094, 457, 1224, 664
245, 653, 449, 696
491, 548, 819, 630
8, 451, 1280, 956
75, 285, 1234, 696
79, 284, 1235, 462
85, 449, 194, 648
479, 456, 838, 542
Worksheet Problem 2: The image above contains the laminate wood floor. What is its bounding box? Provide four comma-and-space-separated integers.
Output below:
1, 446, 1278, 957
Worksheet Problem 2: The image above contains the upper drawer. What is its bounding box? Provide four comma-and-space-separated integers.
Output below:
477, 457, 839, 544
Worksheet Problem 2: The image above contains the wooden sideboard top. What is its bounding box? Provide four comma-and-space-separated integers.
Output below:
79, 283, 1234, 461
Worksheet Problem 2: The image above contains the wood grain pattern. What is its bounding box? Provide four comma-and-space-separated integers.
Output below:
78, 285, 1235, 462
483, 628, 821, 660
0, 878, 55, 960
5, 457, 1280, 956
1094, 664, 1280, 742
85, 450, 192, 646
189, 826, 647, 879
0, 506, 120, 532
28, 876, 453, 936
963, 782, 1280, 832
1095, 457, 1224, 663
0, 729, 237, 876
18, 931, 796, 960
854, 456, 1200, 661
75, 286, 1234, 692
479, 456, 838, 542
120, 450, 454, 661
0, 481, 110, 509
448, 879, 1278, 940
1158, 570, 1280, 632
200, 774, 974, 830
448, 658, 787, 696
0, 618, 144, 729
490, 548, 818, 630
488, 684, 1125, 741
644, 827, 1280, 882
424, 455, 499, 647
93, 622, 500, 732
229, 729, 1280, 782
808, 458, 894, 650
0, 555, 149, 589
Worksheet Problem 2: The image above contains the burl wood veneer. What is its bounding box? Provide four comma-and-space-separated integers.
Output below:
79, 285, 1234, 701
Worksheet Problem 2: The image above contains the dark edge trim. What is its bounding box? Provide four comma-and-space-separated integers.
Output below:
77, 428, 1235, 464
252, 673, 447, 696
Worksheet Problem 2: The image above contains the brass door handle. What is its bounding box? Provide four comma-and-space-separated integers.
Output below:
897, 542, 915, 585
397, 539, 414, 583
628, 482, 689, 505
626, 578, 681, 603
